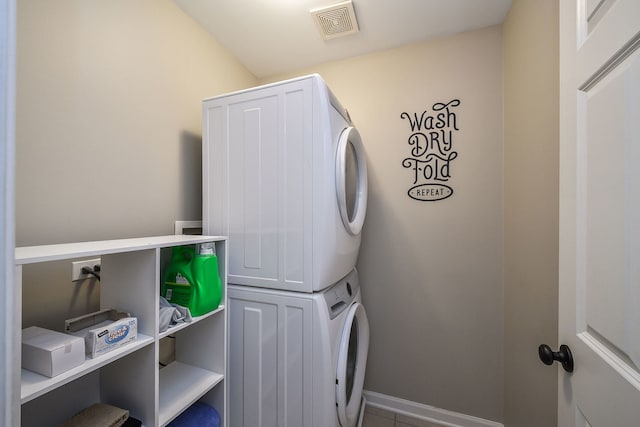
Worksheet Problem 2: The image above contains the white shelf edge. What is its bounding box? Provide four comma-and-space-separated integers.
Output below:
158, 305, 225, 339
158, 361, 224, 426
21, 334, 154, 404
16, 235, 227, 265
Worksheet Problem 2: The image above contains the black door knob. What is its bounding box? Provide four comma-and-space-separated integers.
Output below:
538, 344, 574, 373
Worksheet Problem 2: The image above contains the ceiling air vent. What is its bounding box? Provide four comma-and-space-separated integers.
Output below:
311, 0, 360, 40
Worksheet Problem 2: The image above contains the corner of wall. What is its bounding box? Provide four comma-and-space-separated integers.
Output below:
502, 0, 560, 425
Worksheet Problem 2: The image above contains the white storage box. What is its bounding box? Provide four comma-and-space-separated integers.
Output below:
22, 326, 85, 377
65, 309, 137, 358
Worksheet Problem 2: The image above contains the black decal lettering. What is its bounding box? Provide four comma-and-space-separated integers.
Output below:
408, 133, 428, 157
424, 115, 434, 130
401, 99, 461, 201
400, 111, 427, 132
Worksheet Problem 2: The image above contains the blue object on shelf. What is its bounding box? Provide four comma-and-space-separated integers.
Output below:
167, 402, 220, 427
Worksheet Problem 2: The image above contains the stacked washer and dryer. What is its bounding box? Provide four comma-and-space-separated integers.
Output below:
202, 74, 370, 427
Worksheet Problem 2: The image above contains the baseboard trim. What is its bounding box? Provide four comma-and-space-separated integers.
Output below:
363, 390, 504, 427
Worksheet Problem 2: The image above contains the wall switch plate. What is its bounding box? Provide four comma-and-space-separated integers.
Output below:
71, 258, 101, 282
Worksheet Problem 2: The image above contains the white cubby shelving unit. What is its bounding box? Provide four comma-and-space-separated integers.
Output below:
15, 235, 227, 427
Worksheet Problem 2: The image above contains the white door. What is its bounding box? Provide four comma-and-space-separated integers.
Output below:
0, 0, 17, 425
336, 302, 369, 427
336, 126, 368, 236
558, 0, 640, 425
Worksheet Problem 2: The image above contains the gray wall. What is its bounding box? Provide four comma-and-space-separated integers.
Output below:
503, 0, 559, 426
16, 0, 257, 328
264, 26, 505, 423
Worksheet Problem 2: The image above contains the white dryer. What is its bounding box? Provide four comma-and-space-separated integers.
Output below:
203, 74, 368, 292
228, 269, 370, 427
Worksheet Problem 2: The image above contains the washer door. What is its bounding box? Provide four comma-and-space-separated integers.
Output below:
336, 127, 368, 236
336, 302, 370, 427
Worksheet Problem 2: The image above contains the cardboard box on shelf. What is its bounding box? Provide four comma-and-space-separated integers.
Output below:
22, 326, 85, 377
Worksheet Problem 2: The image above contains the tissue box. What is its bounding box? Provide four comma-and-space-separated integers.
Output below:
65, 309, 137, 358
22, 326, 85, 377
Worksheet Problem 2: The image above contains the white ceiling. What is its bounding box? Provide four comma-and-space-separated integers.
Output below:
174, 0, 513, 79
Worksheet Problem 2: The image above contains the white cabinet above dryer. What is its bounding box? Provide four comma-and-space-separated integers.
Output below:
203, 74, 368, 292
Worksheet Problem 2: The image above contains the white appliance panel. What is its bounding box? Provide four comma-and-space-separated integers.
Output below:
228, 95, 280, 282
227, 269, 367, 427
228, 287, 314, 427
203, 74, 366, 292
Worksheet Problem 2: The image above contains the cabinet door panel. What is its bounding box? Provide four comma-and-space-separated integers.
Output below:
203, 79, 314, 293
228, 288, 313, 427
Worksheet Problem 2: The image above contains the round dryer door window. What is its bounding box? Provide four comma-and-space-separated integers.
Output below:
336, 127, 368, 236
336, 302, 370, 427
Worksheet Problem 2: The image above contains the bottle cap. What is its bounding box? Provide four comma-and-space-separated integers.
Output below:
197, 242, 216, 255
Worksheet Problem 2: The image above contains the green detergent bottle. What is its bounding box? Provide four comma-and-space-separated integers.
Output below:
162, 243, 222, 316
191, 242, 222, 315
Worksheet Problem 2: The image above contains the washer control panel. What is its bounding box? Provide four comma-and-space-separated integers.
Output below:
323, 269, 359, 319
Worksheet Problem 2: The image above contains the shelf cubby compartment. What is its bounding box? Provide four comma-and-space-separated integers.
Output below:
158, 310, 226, 426
22, 344, 156, 426
15, 235, 228, 427
21, 333, 154, 404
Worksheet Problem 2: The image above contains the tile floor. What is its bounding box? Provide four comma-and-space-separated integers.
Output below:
362, 405, 446, 427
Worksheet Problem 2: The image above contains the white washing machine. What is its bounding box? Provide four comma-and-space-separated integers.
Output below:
203, 74, 368, 292
228, 269, 369, 427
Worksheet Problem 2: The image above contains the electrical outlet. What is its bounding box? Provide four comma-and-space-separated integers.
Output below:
71, 258, 101, 282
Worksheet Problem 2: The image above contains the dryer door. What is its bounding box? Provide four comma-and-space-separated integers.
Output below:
336, 127, 368, 236
336, 302, 370, 427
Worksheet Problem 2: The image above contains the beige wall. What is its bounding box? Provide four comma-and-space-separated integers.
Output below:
15, 1, 561, 423
16, 0, 257, 246
264, 26, 505, 422
503, 0, 559, 426
16, 0, 257, 328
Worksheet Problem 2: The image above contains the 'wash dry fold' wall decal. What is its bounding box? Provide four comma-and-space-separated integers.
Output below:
401, 99, 461, 202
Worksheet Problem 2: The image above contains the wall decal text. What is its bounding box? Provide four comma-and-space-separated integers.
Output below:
401, 99, 461, 201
